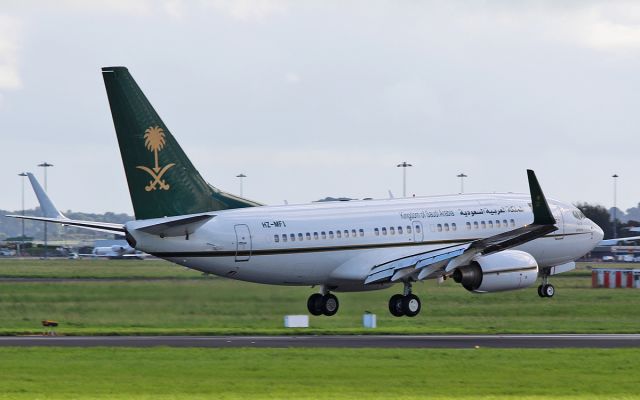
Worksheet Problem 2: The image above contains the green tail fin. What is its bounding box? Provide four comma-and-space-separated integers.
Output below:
102, 66, 261, 220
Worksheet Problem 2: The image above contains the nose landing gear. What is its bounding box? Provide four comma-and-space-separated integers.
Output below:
388, 282, 421, 317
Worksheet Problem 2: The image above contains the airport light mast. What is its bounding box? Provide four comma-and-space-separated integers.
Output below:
612, 174, 619, 239
457, 173, 468, 194
18, 172, 27, 256
38, 162, 53, 259
236, 173, 247, 197
396, 162, 413, 198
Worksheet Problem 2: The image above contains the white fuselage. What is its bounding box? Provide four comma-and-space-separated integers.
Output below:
127, 193, 603, 292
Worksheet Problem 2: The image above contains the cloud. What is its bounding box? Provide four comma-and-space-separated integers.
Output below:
0, 14, 22, 91
577, 4, 640, 50
163, 0, 187, 20
59, 0, 153, 16
201, 0, 287, 22
285, 72, 301, 84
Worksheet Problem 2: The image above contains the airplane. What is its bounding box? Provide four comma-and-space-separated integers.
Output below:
87, 242, 144, 259
8, 66, 604, 318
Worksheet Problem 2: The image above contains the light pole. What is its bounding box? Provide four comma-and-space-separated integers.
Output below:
236, 173, 247, 197
38, 162, 53, 259
612, 174, 619, 239
18, 172, 27, 256
396, 162, 413, 197
457, 173, 468, 194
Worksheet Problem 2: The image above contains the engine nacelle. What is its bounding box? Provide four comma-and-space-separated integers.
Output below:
452, 250, 538, 293
111, 245, 126, 253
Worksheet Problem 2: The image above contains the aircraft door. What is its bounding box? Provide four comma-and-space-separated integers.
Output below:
234, 224, 252, 262
553, 207, 565, 240
412, 221, 424, 242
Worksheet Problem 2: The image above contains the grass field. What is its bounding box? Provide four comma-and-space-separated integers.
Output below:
0, 347, 638, 399
0, 259, 639, 335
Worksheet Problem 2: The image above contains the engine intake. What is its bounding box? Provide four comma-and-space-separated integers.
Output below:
453, 250, 539, 293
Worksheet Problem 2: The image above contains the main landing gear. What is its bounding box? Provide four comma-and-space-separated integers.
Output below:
388, 282, 421, 317
307, 290, 339, 316
537, 269, 555, 298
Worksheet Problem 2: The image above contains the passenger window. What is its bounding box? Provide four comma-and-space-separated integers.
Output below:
344, 230, 349, 238
503, 219, 508, 227
473, 221, 479, 229
321, 231, 326, 239
306, 233, 311, 240
374, 228, 380, 236
352, 229, 357, 237
298, 233, 303, 241
466, 222, 471, 230
510, 219, 515, 227
329, 231, 334, 239
398, 226, 403, 235
382, 227, 387, 235
437, 224, 443, 232
290, 233, 296, 241
488, 221, 493, 229
452, 223, 457, 231
336, 230, 342, 238
495, 220, 501, 228
407, 226, 412, 234
314, 232, 319, 240
444, 223, 450, 232
390, 227, 395, 235
359, 229, 364, 237
274, 235, 279, 243
481, 221, 486, 229
282, 234, 288, 242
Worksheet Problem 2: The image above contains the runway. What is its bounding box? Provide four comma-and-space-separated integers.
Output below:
1, 334, 639, 348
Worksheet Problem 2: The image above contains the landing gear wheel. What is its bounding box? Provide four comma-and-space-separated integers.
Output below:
543, 284, 555, 298
388, 294, 405, 317
402, 294, 421, 317
321, 293, 339, 316
537, 285, 545, 298
307, 293, 324, 316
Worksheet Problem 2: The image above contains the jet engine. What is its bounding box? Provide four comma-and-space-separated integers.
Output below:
111, 245, 127, 253
452, 250, 538, 293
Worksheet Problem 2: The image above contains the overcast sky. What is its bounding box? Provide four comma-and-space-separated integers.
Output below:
1, 1, 639, 215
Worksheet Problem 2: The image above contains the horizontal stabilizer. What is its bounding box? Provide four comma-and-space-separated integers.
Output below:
6, 215, 125, 234
134, 214, 214, 237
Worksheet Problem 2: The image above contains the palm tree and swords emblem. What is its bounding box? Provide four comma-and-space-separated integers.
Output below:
136, 126, 175, 191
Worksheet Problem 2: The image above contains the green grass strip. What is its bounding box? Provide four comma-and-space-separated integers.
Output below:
0, 347, 638, 399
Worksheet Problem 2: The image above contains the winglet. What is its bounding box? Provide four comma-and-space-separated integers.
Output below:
26, 172, 66, 219
527, 170, 555, 225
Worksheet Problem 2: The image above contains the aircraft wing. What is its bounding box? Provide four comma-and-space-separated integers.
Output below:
365, 170, 557, 285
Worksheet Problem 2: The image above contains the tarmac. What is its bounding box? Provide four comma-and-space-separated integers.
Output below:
1, 334, 639, 348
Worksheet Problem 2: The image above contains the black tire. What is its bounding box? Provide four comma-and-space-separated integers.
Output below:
321, 293, 339, 316
402, 294, 421, 317
307, 293, 324, 316
388, 294, 405, 317
543, 284, 555, 298
537, 285, 545, 298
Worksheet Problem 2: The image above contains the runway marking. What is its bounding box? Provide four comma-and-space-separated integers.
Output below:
1, 335, 639, 349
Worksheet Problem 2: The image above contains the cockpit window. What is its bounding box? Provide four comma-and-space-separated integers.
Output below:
572, 210, 586, 220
